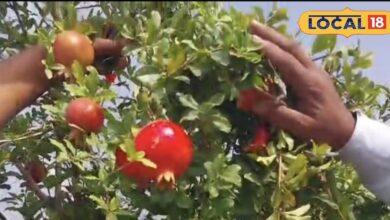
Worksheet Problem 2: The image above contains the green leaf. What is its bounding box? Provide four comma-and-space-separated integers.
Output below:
71, 61, 86, 83
313, 196, 338, 209
89, 195, 108, 210
256, 155, 276, 166
109, 197, 120, 211
267, 8, 288, 26
137, 74, 161, 88
180, 110, 199, 122
209, 185, 219, 199
56, 152, 69, 163
96, 89, 117, 103
174, 75, 190, 84
135, 65, 160, 76
312, 35, 337, 54
120, 139, 136, 161
208, 93, 225, 107
64, 140, 76, 155
50, 139, 67, 153
211, 113, 231, 133
220, 164, 241, 187
45, 69, 53, 79
189, 64, 202, 77
176, 191, 193, 209
284, 204, 310, 216
140, 158, 157, 169
151, 11, 161, 29
214, 197, 235, 212
106, 213, 117, 220
211, 49, 230, 66
352, 53, 373, 69
243, 173, 262, 186
64, 84, 88, 97
282, 131, 294, 151
266, 212, 278, 220
178, 94, 199, 110
182, 40, 198, 51
85, 66, 100, 94
167, 47, 186, 74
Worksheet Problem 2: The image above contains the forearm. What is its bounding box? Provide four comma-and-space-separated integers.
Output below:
0, 45, 49, 129
339, 112, 390, 203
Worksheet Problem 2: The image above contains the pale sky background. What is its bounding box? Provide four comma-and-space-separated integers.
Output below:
2, 2, 390, 219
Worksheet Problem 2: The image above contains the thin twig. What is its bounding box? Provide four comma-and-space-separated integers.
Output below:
0, 129, 48, 144
10, 2, 27, 36
0, 212, 6, 220
277, 154, 283, 220
76, 4, 101, 10
312, 54, 330, 62
14, 162, 48, 202
54, 163, 63, 214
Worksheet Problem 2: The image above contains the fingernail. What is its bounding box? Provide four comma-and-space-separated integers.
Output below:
252, 35, 267, 46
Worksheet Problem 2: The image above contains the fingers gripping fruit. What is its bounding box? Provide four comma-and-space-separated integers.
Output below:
115, 120, 193, 190
53, 31, 95, 67
244, 126, 270, 154
65, 98, 104, 133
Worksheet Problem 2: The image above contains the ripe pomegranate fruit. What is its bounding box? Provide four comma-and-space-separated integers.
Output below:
105, 72, 117, 85
244, 126, 270, 154
53, 31, 95, 67
115, 120, 193, 190
65, 98, 104, 133
237, 88, 264, 112
27, 160, 47, 183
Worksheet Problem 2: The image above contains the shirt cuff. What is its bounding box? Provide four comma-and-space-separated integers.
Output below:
338, 111, 390, 203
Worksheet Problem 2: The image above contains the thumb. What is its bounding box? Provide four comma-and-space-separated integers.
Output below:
252, 94, 315, 140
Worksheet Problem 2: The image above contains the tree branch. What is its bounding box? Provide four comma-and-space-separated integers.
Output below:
14, 162, 49, 202
54, 163, 63, 215
0, 212, 7, 220
0, 128, 50, 144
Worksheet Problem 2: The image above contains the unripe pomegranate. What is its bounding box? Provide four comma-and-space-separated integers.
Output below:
65, 98, 104, 133
53, 31, 95, 67
27, 160, 47, 183
105, 72, 117, 85
244, 126, 270, 154
115, 120, 193, 190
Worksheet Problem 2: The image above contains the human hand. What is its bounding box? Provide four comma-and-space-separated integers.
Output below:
92, 38, 129, 75
239, 20, 356, 150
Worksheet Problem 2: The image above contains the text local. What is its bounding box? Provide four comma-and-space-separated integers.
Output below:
308, 15, 366, 30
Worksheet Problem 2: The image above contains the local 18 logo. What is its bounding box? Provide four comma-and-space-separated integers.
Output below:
298, 8, 390, 37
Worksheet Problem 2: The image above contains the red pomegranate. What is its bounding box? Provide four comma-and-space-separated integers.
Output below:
65, 98, 104, 133
27, 160, 47, 183
244, 126, 270, 154
115, 120, 193, 190
53, 30, 95, 67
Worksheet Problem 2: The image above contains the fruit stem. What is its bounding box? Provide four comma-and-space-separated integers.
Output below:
69, 127, 86, 148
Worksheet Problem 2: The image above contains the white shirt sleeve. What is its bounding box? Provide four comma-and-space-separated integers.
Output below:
339, 112, 390, 203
